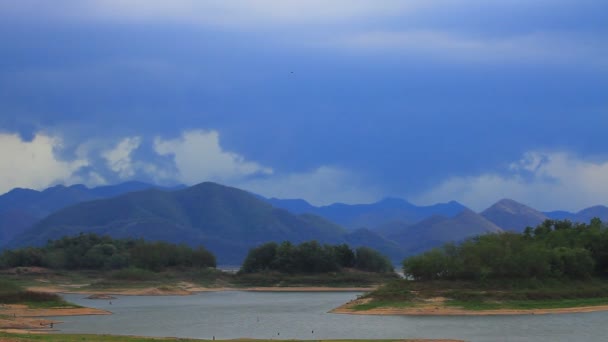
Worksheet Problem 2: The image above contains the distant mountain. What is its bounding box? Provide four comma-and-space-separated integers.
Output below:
0, 181, 179, 245
481, 199, 548, 232
266, 197, 467, 230
344, 228, 404, 260
0, 209, 39, 245
8, 182, 403, 264
545, 205, 608, 223
543, 210, 573, 220
385, 209, 503, 255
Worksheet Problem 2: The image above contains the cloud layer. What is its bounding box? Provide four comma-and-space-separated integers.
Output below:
0, 133, 87, 194
0, 1, 606, 210
415, 151, 608, 211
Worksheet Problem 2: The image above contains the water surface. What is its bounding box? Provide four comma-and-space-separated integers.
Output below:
53, 291, 608, 342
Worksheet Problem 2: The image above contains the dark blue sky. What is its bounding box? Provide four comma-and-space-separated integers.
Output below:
0, 0, 607, 211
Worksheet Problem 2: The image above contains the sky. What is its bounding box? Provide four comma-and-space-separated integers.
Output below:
0, 0, 607, 211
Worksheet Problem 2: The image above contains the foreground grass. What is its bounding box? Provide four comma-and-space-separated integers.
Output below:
355, 278, 608, 312
0, 334, 432, 342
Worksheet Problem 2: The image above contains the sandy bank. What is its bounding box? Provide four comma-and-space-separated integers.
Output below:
0, 304, 110, 333
331, 297, 608, 316
26, 283, 375, 296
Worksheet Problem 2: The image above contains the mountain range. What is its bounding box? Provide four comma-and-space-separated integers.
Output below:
0, 182, 182, 244
265, 197, 467, 229
5, 183, 401, 264
1, 181, 607, 264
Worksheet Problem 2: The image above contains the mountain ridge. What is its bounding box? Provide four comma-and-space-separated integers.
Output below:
7, 182, 401, 264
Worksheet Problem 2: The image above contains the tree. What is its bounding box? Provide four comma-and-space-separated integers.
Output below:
354, 246, 393, 273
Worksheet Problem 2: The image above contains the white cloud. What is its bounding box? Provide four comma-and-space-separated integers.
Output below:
154, 130, 273, 184
102, 136, 142, 179
71, 0, 426, 26
338, 30, 608, 67
414, 151, 608, 212
153, 130, 379, 205
237, 166, 380, 206
0, 133, 88, 194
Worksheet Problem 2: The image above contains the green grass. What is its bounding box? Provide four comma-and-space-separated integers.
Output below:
0, 279, 77, 308
354, 278, 608, 312
2, 266, 393, 292
446, 297, 608, 311
233, 270, 397, 287
352, 300, 416, 311
0, 334, 424, 342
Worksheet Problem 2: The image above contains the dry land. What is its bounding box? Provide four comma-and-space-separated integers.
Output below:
331, 296, 608, 316
0, 334, 464, 342
332, 279, 608, 316
0, 304, 109, 334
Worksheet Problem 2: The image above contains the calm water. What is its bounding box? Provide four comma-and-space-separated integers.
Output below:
52, 292, 608, 342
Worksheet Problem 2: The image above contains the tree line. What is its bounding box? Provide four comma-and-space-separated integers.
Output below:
403, 218, 608, 281
0, 233, 216, 271
240, 241, 394, 274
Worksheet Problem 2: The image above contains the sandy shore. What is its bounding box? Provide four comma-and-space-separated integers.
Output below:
331, 297, 608, 316
26, 283, 375, 296
0, 304, 110, 333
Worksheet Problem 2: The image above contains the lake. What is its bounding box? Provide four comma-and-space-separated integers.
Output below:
52, 291, 608, 342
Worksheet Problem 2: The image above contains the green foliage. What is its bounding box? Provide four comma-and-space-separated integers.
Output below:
240, 242, 278, 273
108, 267, 156, 281
353, 247, 393, 273
239, 241, 393, 274
0, 233, 216, 272
403, 218, 608, 281
233, 270, 398, 287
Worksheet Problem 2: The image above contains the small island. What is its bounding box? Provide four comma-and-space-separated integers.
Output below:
335, 218, 608, 315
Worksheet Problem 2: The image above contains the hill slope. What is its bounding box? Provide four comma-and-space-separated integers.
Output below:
386, 209, 503, 255
0, 182, 177, 245
481, 199, 548, 232
266, 197, 467, 230
545, 205, 608, 223
9, 182, 404, 264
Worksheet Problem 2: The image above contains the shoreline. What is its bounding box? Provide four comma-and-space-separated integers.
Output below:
26, 284, 375, 296
0, 304, 110, 333
331, 297, 608, 316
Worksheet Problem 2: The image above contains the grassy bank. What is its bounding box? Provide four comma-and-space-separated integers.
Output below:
1, 266, 394, 294
232, 270, 397, 287
352, 278, 608, 312
0, 333, 460, 342
0, 279, 78, 309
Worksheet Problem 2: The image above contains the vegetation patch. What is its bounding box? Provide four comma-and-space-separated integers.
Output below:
240, 241, 394, 275
356, 219, 608, 313
0, 234, 216, 272
0, 279, 77, 308
445, 297, 608, 311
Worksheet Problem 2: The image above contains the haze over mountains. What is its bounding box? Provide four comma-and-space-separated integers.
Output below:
1, 181, 607, 264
